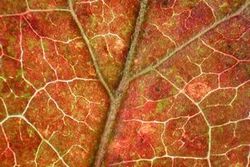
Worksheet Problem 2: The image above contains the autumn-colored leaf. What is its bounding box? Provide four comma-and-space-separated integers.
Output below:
0, 0, 249, 167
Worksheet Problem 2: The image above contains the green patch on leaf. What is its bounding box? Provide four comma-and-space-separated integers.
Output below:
21, 93, 32, 99
121, 23, 133, 36
6, 46, 15, 57
156, 99, 169, 113
90, 15, 98, 28
28, 38, 39, 50
43, 40, 49, 52
27, 127, 35, 137
219, 2, 230, 13
180, 0, 199, 8
16, 69, 23, 78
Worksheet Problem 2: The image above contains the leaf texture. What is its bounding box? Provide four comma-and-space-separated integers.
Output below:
0, 0, 249, 167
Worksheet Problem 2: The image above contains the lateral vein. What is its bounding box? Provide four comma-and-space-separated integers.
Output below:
131, 1, 250, 81
68, 0, 114, 100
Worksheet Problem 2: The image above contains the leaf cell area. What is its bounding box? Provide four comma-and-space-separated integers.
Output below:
0, 0, 249, 167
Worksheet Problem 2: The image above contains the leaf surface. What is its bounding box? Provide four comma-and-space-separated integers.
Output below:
0, 0, 249, 167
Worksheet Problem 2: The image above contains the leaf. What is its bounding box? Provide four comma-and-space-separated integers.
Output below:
0, 0, 249, 167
